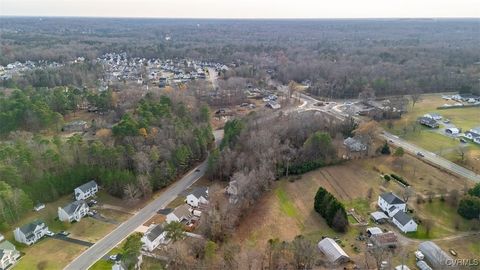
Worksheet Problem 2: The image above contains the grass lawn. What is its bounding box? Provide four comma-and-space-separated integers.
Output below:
89, 247, 124, 270
382, 94, 480, 171
14, 238, 87, 270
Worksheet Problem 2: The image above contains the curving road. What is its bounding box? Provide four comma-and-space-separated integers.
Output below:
65, 130, 223, 270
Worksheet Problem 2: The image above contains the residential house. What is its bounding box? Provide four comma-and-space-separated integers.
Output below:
317, 238, 350, 264
343, 137, 367, 152
166, 204, 192, 224
378, 192, 406, 217
370, 232, 398, 248
418, 117, 439, 128
423, 113, 442, 121
418, 241, 454, 269
392, 211, 418, 233
186, 187, 209, 207
445, 127, 460, 135
464, 131, 480, 141
58, 200, 89, 223
266, 101, 281, 110
74, 180, 98, 201
13, 220, 49, 245
141, 224, 168, 252
474, 137, 480, 145
0, 241, 20, 270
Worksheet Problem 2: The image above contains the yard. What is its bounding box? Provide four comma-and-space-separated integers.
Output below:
231, 155, 477, 269
0, 191, 133, 269
382, 94, 480, 171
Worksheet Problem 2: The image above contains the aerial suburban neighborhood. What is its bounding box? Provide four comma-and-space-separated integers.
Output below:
0, 2, 479, 270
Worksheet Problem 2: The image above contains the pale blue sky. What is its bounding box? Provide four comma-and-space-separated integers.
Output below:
1, 0, 479, 18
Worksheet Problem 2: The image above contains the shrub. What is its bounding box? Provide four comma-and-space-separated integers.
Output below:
457, 195, 480, 219
384, 175, 391, 181
390, 173, 410, 186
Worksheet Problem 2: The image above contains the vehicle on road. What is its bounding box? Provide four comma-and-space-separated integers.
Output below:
416, 152, 425, 157
195, 169, 200, 172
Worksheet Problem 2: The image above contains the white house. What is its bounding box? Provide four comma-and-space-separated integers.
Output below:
378, 192, 406, 217
445, 127, 460, 135
58, 200, 89, 223
13, 220, 49, 245
33, 203, 45, 212
0, 241, 21, 270
186, 187, 209, 207
474, 137, 480, 145
392, 211, 418, 233
166, 204, 192, 224
141, 224, 169, 252
74, 180, 98, 201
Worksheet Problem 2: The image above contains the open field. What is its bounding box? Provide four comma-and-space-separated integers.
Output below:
382, 94, 480, 172
232, 155, 478, 268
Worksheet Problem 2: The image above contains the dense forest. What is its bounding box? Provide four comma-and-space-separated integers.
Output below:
2, 18, 480, 98
0, 91, 213, 228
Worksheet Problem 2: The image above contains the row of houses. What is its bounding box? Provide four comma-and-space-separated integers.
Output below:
141, 187, 209, 252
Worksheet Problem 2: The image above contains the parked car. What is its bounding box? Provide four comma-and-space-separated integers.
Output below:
416, 152, 425, 157
59, 231, 70, 236
45, 231, 55, 236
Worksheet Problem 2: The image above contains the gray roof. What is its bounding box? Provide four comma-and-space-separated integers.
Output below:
190, 187, 208, 199
76, 180, 98, 193
317, 238, 350, 263
418, 241, 454, 269
145, 224, 165, 242
343, 137, 366, 151
61, 200, 87, 215
416, 260, 433, 270
465, 131, 480, 138
18, 220, 46, 235
172, 204, 192, 220
393, 211, 413, 226
380, 192, 405, 205
0, 240, 16, 252
370, 211, 388, 221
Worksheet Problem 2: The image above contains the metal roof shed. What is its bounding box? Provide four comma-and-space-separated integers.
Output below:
317, 238, 350, 264
418, 241, 454, 269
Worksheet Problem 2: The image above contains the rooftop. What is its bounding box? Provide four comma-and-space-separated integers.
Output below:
393, 211, 413, 226
76, 180, 98, 193
380, 192, 405, 205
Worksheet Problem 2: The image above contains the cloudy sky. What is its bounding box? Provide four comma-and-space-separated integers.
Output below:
1, 0, 479, 18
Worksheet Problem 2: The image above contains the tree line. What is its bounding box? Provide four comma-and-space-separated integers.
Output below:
314, 187, 349, 232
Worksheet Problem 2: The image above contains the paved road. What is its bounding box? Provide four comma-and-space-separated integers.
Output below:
297, 93, 480, 183
65, 130, 223, 270
381, 131, 480, 183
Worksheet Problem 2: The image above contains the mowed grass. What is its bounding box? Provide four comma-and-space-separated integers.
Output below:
89, 247, 123, 270
275, 185, 300, 219
14, 238, 87, 270
383, 94, 480, 170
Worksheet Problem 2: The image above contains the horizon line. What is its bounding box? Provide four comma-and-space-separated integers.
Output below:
1, 15, 479, 20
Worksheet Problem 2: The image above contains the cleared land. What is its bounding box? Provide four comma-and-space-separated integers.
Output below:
383, 94, 480, 172
232, 155, 478, 268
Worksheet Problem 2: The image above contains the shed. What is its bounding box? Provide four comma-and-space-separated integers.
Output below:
317, 238, 350, 264
418, 241, 454, 269
366, 227, 383, 236
370, 211, 388, 223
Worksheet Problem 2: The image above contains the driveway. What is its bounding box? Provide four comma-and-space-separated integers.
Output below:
50, 234, 94, 247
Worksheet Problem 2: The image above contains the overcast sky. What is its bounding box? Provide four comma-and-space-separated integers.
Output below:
1, 0, 479, 18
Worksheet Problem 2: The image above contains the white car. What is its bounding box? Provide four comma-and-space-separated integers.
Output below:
45, 231, 55, 236
109, 254, 119, 261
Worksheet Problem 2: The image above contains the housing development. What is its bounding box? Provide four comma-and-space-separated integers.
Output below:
0, 4, 479, 270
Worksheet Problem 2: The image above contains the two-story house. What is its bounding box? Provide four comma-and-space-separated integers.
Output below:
58, 200, 89, 223
74, 180, 98, 201
13, 220, 49, 245
166, 204, 192, 224
392, 211, 418, 233
141, 224, 169, 252
378, 192, 406, 217
0, 240, 20, 270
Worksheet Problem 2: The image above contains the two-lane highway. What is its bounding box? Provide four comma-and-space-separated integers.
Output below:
65, 130, 223, 270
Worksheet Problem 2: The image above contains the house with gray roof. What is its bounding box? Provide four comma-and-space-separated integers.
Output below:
392, 211, 417, 233
418, 117, 439, 128
141, 224, 168, 252
166, 204, 192, 224
13, 220, 49, 245
186, 187, 209, 207
0, 240, 20, 270
378, 192, 406, 217
58, 200, 89, 223
74, 180, 98, 201
317, 237, 350, 264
